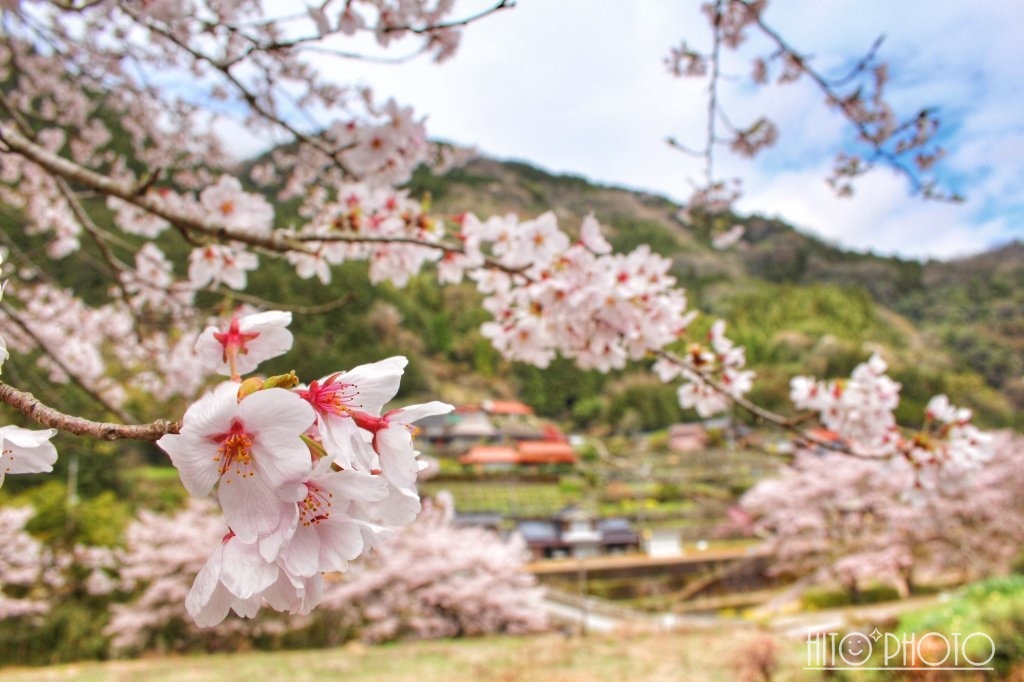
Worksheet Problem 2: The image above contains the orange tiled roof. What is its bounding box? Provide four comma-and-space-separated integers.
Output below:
458, 441, 578, 465
459, 445, 520, 465
516, 441, 578, 464
482, 399, 535, 416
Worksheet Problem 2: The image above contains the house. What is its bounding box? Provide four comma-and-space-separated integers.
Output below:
644, 527, 683, 558
413, 398, 576, 467
452, 512, 504, 533
481, 399, 534, 416
446, 410, 498, 450
516, 508, 641, 560
598, 518, 643, 555
668, 423, 708, 452
458, 445, 520, 472
459, 440, 579, 472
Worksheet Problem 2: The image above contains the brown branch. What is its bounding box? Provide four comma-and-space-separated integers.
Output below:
0, 381, 179, 441
0, 125, 533, 283
380, 0, 516, 35
129, 12, 356, 177
217, 288, 358, 315
0, 124, 308, 254
745, 5, 954, 200
54, 177, 135, 309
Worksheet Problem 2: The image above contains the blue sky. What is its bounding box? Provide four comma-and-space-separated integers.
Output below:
273, 1, 1024, 260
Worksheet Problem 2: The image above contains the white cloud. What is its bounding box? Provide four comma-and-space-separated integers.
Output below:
289, 1, 1024, 259
739, 164, 1017, 260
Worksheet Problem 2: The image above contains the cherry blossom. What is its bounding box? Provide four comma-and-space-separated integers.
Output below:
156, 382, 316, 543
187, 244, 259, 291
353, 401, 456, 498
579, 213, 612, 254
652, 319, 754, 417
790, 357, 993, 476
194, 310, 294, 379
0, 425, 58, 487
297, 356, 409, 470
185, 531, 287, 628
267, 459, 387, 577
790, 352, 901, 455
199, 176, 274, 236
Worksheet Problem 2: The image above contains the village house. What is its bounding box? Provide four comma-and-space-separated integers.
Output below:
514, 506, 641, 560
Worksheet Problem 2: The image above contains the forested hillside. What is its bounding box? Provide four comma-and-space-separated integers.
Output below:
4, 153, 1019, 448
401, 156, 1022, 429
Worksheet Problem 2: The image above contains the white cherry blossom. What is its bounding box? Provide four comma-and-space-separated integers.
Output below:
156, 383, 316, 543
0, 426, 58, 486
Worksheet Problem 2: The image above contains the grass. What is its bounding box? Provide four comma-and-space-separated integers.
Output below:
419, 481, 570, 516
0, 630, 816, 682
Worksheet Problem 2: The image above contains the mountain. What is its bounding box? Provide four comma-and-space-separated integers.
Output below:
3, 154, 1019, 439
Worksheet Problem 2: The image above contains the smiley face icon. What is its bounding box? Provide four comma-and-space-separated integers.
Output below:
839, 632, 873, 667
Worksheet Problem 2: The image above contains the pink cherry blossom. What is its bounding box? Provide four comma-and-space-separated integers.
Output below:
194, 310, 294, 379
579, 213, 612, 254
791, 352, 901, 455
353, 401, 454, 496
199, 176, 274, 236
267, 459, 388, 577
187, 244, 259, 290
156, 382, 315, 542
296, 356, 408, 470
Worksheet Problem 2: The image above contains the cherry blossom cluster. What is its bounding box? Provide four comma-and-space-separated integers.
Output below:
286, 201, 700, 372
653, 319, 754, 417
284, 182, 442, 287
316, 493, 547, 643
154, 310, 452, 626
739, 431, 1024, 597
790, 353, 993, 475
102, 494, 544, 654
463, 212, 695, 372
0, 279, 208, 406
790, 353, 901, 455
0, 506, 55, 619
907, 394, 994, 480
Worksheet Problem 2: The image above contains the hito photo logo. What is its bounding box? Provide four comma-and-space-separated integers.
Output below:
805, 628, 996, 671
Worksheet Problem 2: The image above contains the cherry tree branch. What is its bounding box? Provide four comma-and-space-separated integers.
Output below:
747, 10, 953, 200
0, 124, 307, 252
0, 381, 178, 441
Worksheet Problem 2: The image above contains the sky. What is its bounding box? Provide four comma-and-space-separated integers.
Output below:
292, 1, 1024, 261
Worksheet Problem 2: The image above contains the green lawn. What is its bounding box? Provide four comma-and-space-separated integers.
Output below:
419, 481, 570, 516
0, 630, 815, 682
